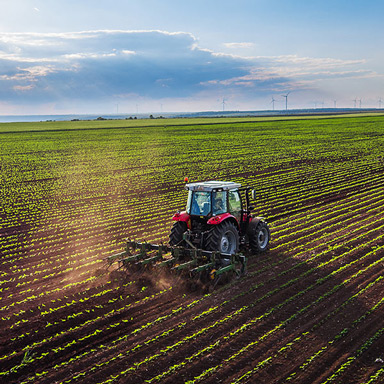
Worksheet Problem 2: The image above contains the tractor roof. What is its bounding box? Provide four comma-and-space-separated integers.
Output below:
185, 180, 242, 192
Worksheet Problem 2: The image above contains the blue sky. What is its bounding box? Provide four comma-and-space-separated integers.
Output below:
0, 0, 383, 114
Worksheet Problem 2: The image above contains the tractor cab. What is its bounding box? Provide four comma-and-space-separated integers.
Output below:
185, 181, 242, 221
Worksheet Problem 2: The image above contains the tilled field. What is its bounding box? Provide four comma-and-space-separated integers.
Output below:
1, 115, 384, 383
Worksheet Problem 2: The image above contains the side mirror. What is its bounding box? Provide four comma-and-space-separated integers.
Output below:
251, 189, 257, 200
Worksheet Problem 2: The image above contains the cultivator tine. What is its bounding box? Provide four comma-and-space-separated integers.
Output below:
190, 263, 215, 276
138, 254, 160, 266
189, 251, 216, 275
172, 259, 198, 271
121, 251, 145, 264
172, 247, 183, 261
190, 262, 214, 275
105, 238, 134, 269
111, 239, 146, 268
158, 246, 182, 267
138, 243, 167, 266
173, 248, 210, 274
105, 251, 125, 268
239, 254, 247, 276
158, 258, 176, 267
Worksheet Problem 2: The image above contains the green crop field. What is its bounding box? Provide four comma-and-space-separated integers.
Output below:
1, 114, 384, 383
0, 112, 382, 133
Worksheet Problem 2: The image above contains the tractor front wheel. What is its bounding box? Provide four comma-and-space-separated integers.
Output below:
249, 221, 270, 252
206, 221, 239, 254
169, 221, 187, 246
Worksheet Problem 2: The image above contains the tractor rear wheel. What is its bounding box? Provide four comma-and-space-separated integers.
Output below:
169, 221, 187, 246
250, 221, 270, 252
205, 221, 239, 254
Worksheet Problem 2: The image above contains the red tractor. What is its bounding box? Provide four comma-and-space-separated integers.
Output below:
107, 180, 270, 285
169, 180, 270, 254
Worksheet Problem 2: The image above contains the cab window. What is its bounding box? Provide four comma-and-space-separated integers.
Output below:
228, 190, 242, 221
212, 191, 227, 215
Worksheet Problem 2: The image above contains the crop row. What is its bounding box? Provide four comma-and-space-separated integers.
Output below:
31, 212, 384, 383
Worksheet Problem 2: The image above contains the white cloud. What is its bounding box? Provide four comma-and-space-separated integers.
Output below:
0, 30, 379, 112
0, 30, 251, 105
202, 54, 378, 92
223, 42, 255, 49
13, 84, 35, 91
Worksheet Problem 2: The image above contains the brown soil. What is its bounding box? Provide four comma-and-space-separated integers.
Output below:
1, 184, 384, 384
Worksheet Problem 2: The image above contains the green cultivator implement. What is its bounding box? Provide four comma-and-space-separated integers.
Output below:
107, 180, 270, 287
106, 238, 247, 284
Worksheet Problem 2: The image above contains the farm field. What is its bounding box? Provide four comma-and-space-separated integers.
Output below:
1, 114, 384, 383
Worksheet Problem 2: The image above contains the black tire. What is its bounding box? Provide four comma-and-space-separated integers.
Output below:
249, 221, 270, 252
169, 221, 187, 246
205, 221, 239, 254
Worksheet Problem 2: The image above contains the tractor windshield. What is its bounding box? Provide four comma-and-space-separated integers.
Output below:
188, 191, 211, 216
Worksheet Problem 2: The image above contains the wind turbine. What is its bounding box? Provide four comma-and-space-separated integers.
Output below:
281, 92, 290, 111
379, 97, 383, 109
271, 96, 276, 111
221, 97, 227, 112
353, 98, 357, 109
359, 98, 362, 109
333, 100, 337, 108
